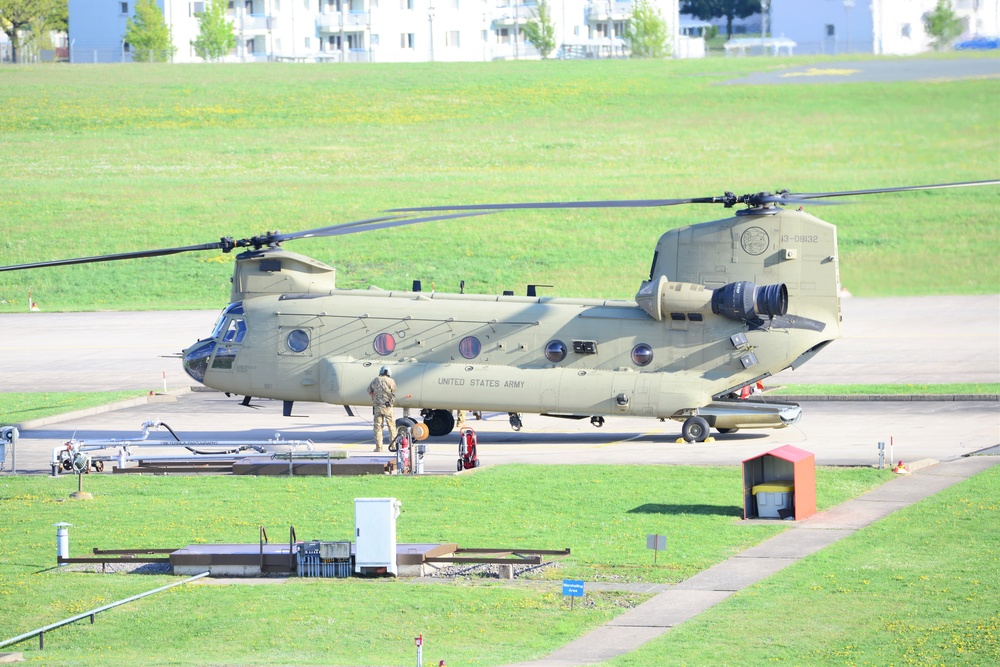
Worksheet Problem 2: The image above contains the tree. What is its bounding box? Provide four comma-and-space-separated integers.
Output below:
522, 0, 556, 58
923, 0, 963, 51
627, 0, 670, 58
0, 0, 63, 63
681, 0, 761, 39
192, 0, 235, 62
124, 0, 175, 63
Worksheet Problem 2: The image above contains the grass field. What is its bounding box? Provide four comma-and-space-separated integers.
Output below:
0, 465, 892, 665
1, 56, 998, 313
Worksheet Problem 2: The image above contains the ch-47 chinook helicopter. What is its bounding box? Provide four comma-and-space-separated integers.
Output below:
3, 180, 996, 442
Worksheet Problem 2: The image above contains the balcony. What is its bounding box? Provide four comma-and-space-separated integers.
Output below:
317, 12, 369, 32
585, 1, 630, 22
233, 14, 274, 34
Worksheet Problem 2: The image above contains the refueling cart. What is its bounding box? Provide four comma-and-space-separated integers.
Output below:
458, 427, 480, 471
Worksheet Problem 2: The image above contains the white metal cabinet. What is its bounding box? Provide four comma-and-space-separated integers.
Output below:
354, 497, 402, 576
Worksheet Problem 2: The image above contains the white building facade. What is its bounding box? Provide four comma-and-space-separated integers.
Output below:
69, 0, 697, 64
770, 0, 1000, 56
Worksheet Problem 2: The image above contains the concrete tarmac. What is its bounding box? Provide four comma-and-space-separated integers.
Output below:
6, 392, 999, 474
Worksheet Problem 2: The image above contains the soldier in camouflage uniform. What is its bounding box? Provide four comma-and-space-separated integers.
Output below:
368, 366, 396, 452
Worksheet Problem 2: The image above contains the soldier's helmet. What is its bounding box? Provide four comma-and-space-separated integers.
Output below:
379, 366, 391, 377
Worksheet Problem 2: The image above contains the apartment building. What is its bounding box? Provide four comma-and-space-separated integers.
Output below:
68, 0, 686, 63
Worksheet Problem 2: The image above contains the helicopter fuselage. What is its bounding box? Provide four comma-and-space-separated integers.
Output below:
182, 207, 843, 427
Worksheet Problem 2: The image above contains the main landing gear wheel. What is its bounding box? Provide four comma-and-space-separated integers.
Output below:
681, 416, 710, 443
422, 409, 456, 437
716, 427, 739, 434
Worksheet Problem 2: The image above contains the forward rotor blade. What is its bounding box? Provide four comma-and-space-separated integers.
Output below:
387, 196, 724, 213
270, 211, 494, 241
0, 241, 230, 273
266, 216, 403, 244
774, 179, 1000, 202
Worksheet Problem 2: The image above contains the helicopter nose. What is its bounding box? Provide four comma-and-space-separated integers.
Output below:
182, 340, 215, 384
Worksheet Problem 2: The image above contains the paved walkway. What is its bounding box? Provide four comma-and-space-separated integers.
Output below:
501, 454, 999, 666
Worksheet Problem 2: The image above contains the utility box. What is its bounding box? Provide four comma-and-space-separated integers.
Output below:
355, 497, 402, 576
742, 445, 816, 521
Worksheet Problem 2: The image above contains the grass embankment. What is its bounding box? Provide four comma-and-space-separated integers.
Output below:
768, 382, 1000, 396
607, 465, 1000, 667
1, 58, 998, 313
0, 392, 150, 426
0, 465, 890, 665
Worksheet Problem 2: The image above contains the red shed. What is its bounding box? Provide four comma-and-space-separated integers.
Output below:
742, 445, 816, 521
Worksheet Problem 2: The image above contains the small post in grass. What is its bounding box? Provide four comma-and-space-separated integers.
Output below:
647, 534, 667, 564
415, 633, 423, 667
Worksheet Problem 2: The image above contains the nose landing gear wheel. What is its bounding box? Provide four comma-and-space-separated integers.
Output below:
421, 409, 456, 437
681, 416, 710, 443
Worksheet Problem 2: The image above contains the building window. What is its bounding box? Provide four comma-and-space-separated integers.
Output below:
190, 1, 205, 16
304, 37, 311, 48
120, 2, 129, 14
446, 30, 460, 47
452, 0, 459, 7
401, 0, 413, 8
401, 32, 414, 48
275, 37, 282, 51
901, 23, 911, 38
498, 27, 509, 44
481, 29, 487, 42
825, 24, 835, 37
123, 41, 131, 52
371, 34, 380, 46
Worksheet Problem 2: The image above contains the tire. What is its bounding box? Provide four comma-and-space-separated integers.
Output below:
424, 409, 456, 437
473, 459, 480, 468
457, 459, 464, 471
681, 416, 710, 443
716, 427, 739, 434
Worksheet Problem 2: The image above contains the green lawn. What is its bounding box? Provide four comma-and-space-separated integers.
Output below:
0, 465, 890, 665
605, 464, 1000, 666
1, 57, 998, 313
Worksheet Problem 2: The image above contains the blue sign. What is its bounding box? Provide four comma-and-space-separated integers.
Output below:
562, 579, 585, 597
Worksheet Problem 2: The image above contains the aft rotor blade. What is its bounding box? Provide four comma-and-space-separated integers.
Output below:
0, 241, 231, 273
387, 196, 724, 213
773, 179, 1000, 202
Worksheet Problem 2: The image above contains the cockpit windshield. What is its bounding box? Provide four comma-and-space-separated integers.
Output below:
211, 302, 246, 342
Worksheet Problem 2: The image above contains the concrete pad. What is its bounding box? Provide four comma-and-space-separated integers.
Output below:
607, 589, 733, 628
737, 528, 854, 559
674, 557, 799, 591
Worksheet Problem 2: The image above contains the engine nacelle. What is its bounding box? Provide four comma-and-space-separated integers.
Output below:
635, 276, 788, 323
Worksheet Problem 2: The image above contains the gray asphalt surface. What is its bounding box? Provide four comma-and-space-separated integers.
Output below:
723, 55, 1000, 85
